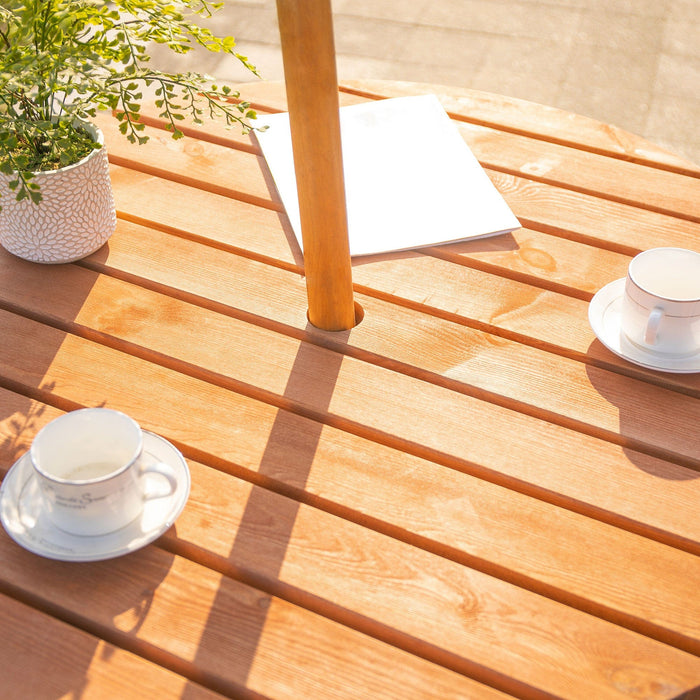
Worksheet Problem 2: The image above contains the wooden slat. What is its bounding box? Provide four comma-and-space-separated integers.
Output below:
338, 79, 700, 175
172, 450, 700, 654
166, 462, 700, 699
104, 165, 700, 399
428, 224, 632, 299
0, 454, 499, 699
346, 250, 700, 390
103, 115, 700, 283
455, 121, 700, 222
127, 85, 366, 154
106, 155, 700, 304
0, 545, 504, 700
2, 259, 699, 540
107, 161, 700, 395
99, 95, 700, 231
82, 220, 700, 461
0, 390, 64, 470
107, 164, 297, 265
2, 263, 700, 652
105, 155, 700, 298
487, 170, 700, 256
216, 79, 700, 178
1, 389, 699, 698
0, 593, 225, 700
95, 114, 280, 211
2, 381, 698, 664
205, 80, 700, 218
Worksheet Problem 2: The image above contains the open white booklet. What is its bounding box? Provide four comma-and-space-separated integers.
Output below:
254, 94, 520, 257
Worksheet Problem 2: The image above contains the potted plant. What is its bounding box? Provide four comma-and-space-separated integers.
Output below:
0, 0, 261, 263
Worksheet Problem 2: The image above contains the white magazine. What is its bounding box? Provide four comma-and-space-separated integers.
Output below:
254, 94, 520, 257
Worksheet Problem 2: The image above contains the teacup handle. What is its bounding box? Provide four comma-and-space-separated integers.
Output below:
139, 458, 178, 501
645, 306, 664, 345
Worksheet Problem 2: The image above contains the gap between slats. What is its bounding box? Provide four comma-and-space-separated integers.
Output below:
157, 521, 700, 663
102, 109, 700, 315
0, 547, 530, 700
1, 415, 697, 665
74, 239, 700, 448
7, 251, 699, 470
0, 575, 276, 700
484, 163, 700, 225
113, 101, 700, 226
348, 280, 700, 401
152, 535, 685, 700
337, 84, 700, 180
245, 90, 700, 223
73, 212, 700, 402
106, 206, 700, 404
0, 590, 237, 700
103, 118, 700, 313
107, 152, 282, 215
2, 413, 698, 693
100, 157, 700, 399
2, 295, 698, 560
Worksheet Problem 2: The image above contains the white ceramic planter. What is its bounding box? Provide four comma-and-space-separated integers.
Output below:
0, 123, 116, 264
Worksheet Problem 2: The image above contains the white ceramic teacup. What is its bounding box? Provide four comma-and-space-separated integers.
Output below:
621, 247, 700, 356
30, 408, 178, 536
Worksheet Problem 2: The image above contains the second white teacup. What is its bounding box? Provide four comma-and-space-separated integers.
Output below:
621, 247, 700, 356
30, 408, 178, 537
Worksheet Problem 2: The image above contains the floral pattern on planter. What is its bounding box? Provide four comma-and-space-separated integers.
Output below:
0, 138, 116, 264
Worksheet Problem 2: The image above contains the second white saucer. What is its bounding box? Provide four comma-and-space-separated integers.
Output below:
588, 278, 700, 373
0, 430, 190, 562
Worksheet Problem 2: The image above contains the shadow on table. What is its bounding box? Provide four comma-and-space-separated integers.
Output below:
0, 246, 194, 698
0, 396, 52, 472
181, 326, 347, 698
0, 538, 177, 698
585, 353, 700, 481
348, 232, 520, 267
0, 245, 104, 468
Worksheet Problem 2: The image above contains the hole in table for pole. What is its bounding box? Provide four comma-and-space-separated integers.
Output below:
307, 301, 364, 330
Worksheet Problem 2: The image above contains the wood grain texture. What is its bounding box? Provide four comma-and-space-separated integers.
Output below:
2, 80, 699, 700
0, 593, 224, 700
104, 163, 700, 402
91, 220, 698, 457
219, 79, 700, 218
1, 394, 698, 698
455, 122, 700, 222
1, 253, 699, 654
338, 79, 700, 175
0, 493, 501, 700
2, 263, 698, 549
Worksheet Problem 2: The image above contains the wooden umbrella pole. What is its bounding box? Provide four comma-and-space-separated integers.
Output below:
276, 0, 356, 331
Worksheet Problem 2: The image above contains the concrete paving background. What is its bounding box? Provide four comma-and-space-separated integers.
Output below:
158, 0, 700, 164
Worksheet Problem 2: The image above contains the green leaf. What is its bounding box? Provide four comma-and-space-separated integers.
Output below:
0, 0, 261, 206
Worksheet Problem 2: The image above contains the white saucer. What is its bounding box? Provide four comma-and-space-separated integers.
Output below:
588, 278, 700, 373
0, 431, 190, 562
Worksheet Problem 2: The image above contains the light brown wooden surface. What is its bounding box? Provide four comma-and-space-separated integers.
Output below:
1, 80, 699, 699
